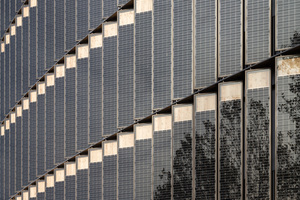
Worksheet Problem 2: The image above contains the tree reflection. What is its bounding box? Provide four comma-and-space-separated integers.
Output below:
195, 118, 215, 199
281, 30, 300, 49
277, 75, 300, 199
154, 101, 241, 199
247, 98, 269, 199
153, 132, 192, 200
219, 100, 241, 199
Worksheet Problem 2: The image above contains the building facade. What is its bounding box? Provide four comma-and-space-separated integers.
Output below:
0, 0, 299, 199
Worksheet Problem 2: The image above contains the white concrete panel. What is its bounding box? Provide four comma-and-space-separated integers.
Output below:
11, 112, 16, 124
104, 141, 117, 156
220, 82, 242, 101
38, 180, 45, 193
29, 186, 37, 198
277, 56, 300, 76
23, 98, 29, 110
38, 82, 46, 95
66, 55, 76, 69
1, 42, 4, 52
77, 44, 89, 59
5, 34, 10, 44
104, 23, 118, 38
17, 105, 22, 117
119, 10, 134, 26
22, 191, 29, 200
89, 149, 103, 163
195, 93, 217, 112
55, 64, 65, 78
46, 74, 55, 87
17, 15, 22, 27
46, 175, 54, 188
66, 163, 76, 176
5, 119, 10, 130
23, 6, 29, 18
30, 90, 37, 103
11, 25, 16, 36
30, 0, 37, 7
136, 0, 153, 13
135, 124, 152, 140
154, 115, 172, 131
90, 34, 103, 49
119, 133, 134, 148
55, 169, 65, 182
173, 104, 193, 122
247, 69, 270, 89
77, 156, 89, 170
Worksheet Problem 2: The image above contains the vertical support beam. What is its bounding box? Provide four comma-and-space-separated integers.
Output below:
10, 112, 16, 196
118, 132, 134, 199
76, 155, 89, 199
194, 93, 217, 199
134, 0, 153, 119
65, 162, 76, 200
89, 34, 102, 144
134, 124, 152, 199
29, 0, 37, 86
117, 10, 135, 128
245, 69, 271, 199
102, 22, 118, 136
89, 148, 102, 200
218, 82, 243, 199
172, 104, 193, 199
10, 24, 16, 110
29, 90, 37, 182
45, 174, 54, 199
4, 118, 10, 199
22, 5, 29, 95
29, 185, 37, 199
55, 64, 65, 164
37, 82, 46, 176
55, 168, 65, 199
37, 180, 45, 199
103, 141, 118, 199
22, 97, 29, 187
152, 114, 172, 199
65, 54, 76, 158
15, 105, 22, 191
16, 15, 22, 101
275, 56, 300, 199
45, 73, 55, 170
76, 44, 89, 151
